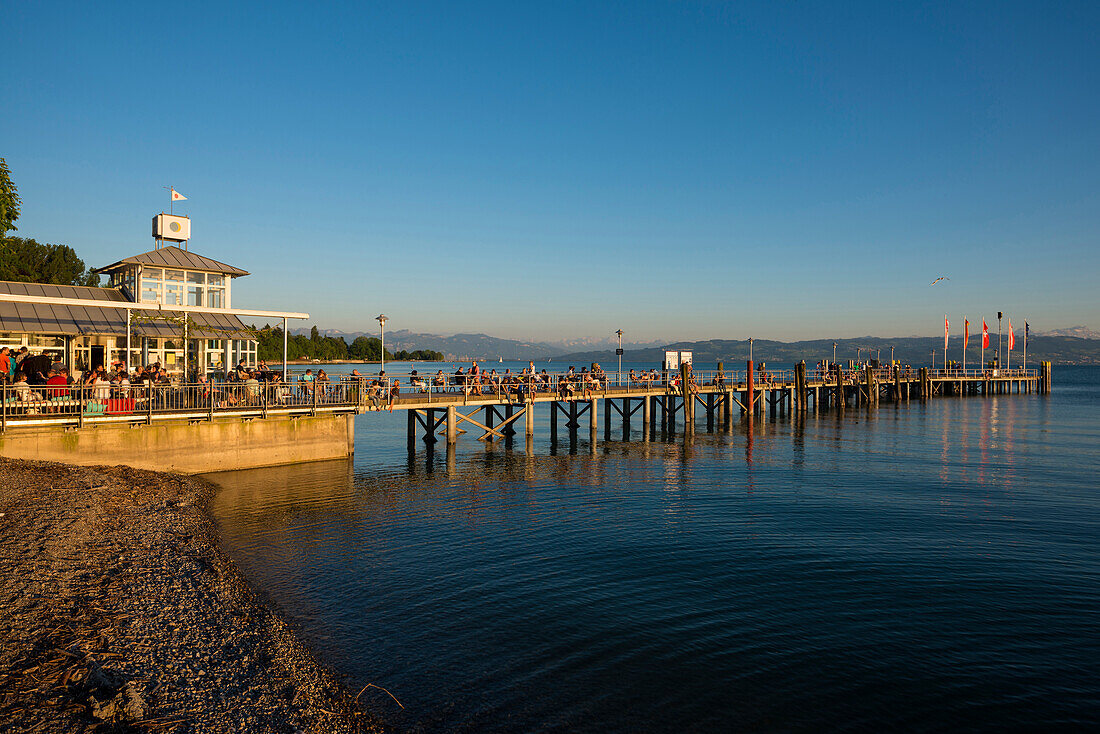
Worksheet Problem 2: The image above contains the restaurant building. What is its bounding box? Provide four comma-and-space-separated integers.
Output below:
0, 244, 265, 377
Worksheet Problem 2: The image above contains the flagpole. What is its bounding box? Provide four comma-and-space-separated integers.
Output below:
963, 318, 967, 373
1023, 321, 1028, 373
943, 315, 948, 374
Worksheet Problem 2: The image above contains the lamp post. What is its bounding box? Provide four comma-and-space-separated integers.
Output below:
615, 329, 624, 387
832, 341, 837, 367
890, 345, 894, 364
749, 337, 754, 363
376, 314, 388, 376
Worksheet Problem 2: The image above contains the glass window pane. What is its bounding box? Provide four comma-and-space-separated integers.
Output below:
187, 285, 204, 306
141, 278, 160, 303
207, 288, 224, 308
143, 268, 163, 279
208, 274, 224, 286
164, 282, 183, 305
187, 271, 204, 284
165, 269, 184, 281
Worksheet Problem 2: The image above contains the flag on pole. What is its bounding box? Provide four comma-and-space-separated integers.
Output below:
1008, 318, 1015, 350
944, 315, 949, 350
982, 318, 989, 348
171, 188, 187, 201
964, 319, 970, 351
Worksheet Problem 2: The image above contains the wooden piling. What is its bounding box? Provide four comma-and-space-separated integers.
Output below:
746, 360, 755, 420
446, 406, 457, 444
834, 364, 844, 412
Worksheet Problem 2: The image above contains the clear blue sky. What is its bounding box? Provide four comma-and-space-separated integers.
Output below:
5, 1, 1098, 342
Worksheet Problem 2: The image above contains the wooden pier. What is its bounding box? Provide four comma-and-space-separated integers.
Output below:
387, 361, 1051, 447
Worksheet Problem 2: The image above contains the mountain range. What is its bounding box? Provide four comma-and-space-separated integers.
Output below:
292, 327, 1100, 365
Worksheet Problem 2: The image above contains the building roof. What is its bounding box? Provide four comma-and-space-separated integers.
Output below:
0, 281, 257, 340
95, 245, 250, 277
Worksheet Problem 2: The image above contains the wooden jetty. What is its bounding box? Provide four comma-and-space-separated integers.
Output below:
385, 361, 1051, 446
0, 360, 1050, 471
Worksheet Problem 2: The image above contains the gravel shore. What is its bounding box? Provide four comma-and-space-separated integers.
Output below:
0, 457, 388, 733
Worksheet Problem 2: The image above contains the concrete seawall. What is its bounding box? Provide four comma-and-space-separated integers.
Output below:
0, 413, 355, 474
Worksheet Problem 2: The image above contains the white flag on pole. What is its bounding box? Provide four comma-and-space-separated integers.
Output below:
171, 188, 187, 201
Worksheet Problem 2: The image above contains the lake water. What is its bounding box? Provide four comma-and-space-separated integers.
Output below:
207, 364, 1100, 732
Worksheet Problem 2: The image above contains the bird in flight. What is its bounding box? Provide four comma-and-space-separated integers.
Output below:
930, 277, 949, 285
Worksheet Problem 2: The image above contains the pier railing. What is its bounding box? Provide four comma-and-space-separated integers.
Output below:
0, 366, 1043, 430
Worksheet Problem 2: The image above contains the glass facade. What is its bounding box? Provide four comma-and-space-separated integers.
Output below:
16, 258, 260, 378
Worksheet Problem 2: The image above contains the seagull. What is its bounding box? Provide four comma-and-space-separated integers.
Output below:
930, 277, 949, 285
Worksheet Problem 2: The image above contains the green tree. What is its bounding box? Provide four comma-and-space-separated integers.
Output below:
0, 157, 20, 237
0, 236, 100, 286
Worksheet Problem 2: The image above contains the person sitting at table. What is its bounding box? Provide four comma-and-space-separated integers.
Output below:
245, 371, 261, 404
433, 370, 446, 389
12, 371, 33, 402
410, 370, 427, 393
47, 368, 69, 398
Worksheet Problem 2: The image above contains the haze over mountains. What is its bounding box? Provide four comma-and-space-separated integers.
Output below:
293, 327, 1100, 365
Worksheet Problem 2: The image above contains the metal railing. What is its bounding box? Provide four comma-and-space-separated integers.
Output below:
0, 366, 1043, 430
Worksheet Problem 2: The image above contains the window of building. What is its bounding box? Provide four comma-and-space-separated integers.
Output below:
164, 270, 184, 306
186, 272, 205, 306
141, 268, 163, 303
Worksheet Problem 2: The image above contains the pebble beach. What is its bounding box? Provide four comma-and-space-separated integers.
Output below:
0, 457, 387, 733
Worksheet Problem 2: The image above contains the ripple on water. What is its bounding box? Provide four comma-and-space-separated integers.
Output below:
209, 368, 1100, 732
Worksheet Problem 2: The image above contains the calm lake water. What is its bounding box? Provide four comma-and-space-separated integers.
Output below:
207, 364, 1100, 732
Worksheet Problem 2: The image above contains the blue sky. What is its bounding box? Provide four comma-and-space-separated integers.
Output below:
5, 1, 1098, 341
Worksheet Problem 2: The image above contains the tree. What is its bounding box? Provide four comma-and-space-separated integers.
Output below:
0, 157, 20, 237
0, 236, 100, 286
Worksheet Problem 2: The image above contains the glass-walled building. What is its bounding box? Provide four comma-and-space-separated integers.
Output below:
0, 246, 259, 378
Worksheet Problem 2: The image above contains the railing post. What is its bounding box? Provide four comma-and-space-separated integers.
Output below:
312, 376, 318, 416
1, 383, 6, 434
209, 382, 215, 421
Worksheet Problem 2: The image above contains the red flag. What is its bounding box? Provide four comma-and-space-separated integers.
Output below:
964, 319, 970, 351
982, 318, 989, 348
1008, 318, 1015, 350
944, 315, 949, 350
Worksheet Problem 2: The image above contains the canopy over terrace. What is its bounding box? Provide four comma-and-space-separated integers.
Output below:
0, 281, 307, 377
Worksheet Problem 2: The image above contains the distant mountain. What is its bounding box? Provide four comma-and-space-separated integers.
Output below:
1038, 326, 1100, 340
290, 326, 1100, 365
560, 335, 1100, 366
291, 327, 567, 360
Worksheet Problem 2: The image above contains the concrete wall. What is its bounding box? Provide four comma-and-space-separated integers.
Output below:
0, 413, 355, 474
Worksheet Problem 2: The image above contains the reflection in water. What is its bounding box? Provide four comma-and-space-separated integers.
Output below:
208, 372, 1100, 733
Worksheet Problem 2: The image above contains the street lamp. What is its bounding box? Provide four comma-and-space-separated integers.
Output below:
832, 341, 837, 366
890, 346, 894, 364
615, 329, 624, 386
376, 314, 388, 375
749, 337, 754, 363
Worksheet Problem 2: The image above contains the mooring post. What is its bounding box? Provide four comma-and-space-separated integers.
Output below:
865, 367, 873, 409
446, 406, 457, 444
706, 393, 714, 431
604, 398, 612, 441
796, 361, 807, 413
550, 402, 558, 441
590, 398, 598, 436
525, 399, 535, 437
570, 400, 579, 436
834, 364, 844, 412
746, 359, 755, 421
407, 410, 416, 446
